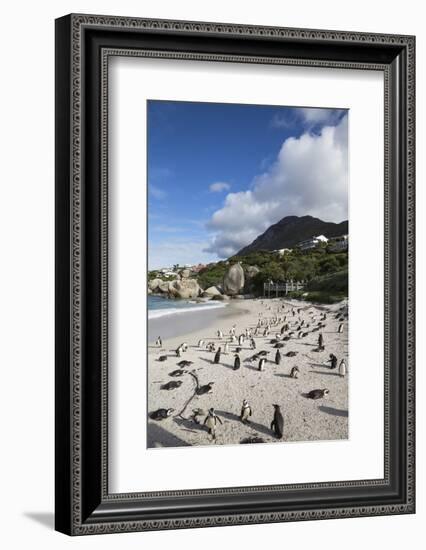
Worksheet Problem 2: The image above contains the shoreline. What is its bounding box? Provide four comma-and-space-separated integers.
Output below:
147, 297, 349, 448
148, 300, 250, 343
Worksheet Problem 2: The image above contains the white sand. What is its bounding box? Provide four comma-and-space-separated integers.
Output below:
147, 298, 348, 448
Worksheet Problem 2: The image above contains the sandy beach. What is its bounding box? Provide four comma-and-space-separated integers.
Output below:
147, 297, 348, 448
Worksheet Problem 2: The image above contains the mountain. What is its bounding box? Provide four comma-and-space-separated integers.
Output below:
236, 215, 348, 256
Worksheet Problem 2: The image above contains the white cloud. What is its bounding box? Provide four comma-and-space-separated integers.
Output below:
298, 107, 345, 126
209, 181, 231, 193
270, 107, 346, 130
205, 115, 348, 258
149, 184, 167, 200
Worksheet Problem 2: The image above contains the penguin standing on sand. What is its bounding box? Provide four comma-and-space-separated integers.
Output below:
240, 400, 252, 423
338, 323, 344, 334
318, 333, 324, 350
275, 349, 282, 365
233, 353, 241, 370
250, 338, 256, 350
204, 408, 223, 439
239, 334, 245, 346
156, 336, 162, 347
290, 366, 300, 379
271, 404, 284, 438
214, 347, 222, 364
339, 359, 347, 377
328, 353, 338, 369
258, 357, 266, 371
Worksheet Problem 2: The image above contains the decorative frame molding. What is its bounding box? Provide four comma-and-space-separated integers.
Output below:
55, 14, 415, 535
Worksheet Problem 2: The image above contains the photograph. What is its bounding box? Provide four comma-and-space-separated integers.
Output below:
147, 100, 349, 448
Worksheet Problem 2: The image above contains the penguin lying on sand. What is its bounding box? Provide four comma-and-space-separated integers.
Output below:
149, 408, 174, 420
161, 380, 182, 390
169, 369, 187, 377
177, 360, 193, 367
306, 389, 329, 399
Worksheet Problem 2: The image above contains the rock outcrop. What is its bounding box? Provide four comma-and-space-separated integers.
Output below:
169, 278, 201, 299
202, 286, 222, 297
223, 263, 245, 296
148, 278, 163, 292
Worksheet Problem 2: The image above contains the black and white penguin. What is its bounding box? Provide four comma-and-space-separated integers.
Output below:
258, 357, 266, 371
233, 353, 241, 370
192, 408, 207, 424
339, 359, 347, 377
198, 339, 205, 348
169, 369, 188, 377
306, 388, 329, 399
149, 408, 174, 420
290, 366, 300, 379
204, 408, 223, 439
328, 354, 338, 369
161, 380, 182, 390
177, 360, 193, 368
240, 400, 252, 423
271, 404, 284, 438
250, 338, 256, 350
155, 336, 162, 347
318, 333, 324, 349
175, 346, 183, 357
196, 382, 214, 395
214, 347, 222, 364
217, 329, 223, 338
338, 323, 344, 333
275, 349, 282, 365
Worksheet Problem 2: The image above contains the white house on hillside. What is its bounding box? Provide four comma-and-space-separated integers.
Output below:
297, 234, 328, 251
329, 234, 349, 252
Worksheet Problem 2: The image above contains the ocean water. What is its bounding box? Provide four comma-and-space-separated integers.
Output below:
147, 294, 226, 320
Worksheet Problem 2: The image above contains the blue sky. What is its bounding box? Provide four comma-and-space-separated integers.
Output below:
148, 100, 348, 269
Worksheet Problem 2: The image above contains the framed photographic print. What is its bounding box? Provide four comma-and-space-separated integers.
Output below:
55, 14, 415, 535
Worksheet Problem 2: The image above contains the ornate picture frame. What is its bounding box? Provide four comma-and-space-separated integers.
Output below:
55, 14, 415, 535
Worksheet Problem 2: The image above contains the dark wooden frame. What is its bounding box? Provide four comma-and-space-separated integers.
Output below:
55, 13, 415, 535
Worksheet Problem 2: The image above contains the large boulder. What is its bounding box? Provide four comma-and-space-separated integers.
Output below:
158, 280, 171, 293
148, 278, 163, 292
170, 278, 201, 299
223, 263, 245, 296
203, 285, 222, 297
180, 268, 191, 279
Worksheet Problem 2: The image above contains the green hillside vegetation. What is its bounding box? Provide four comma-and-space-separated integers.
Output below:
148, 247, 348, 303
196, 248, 348, 298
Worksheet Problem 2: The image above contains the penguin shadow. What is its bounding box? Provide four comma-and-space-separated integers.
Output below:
199, 356, 215, 365
308, 370, 340, 377
215, 409, 273, 437
173, 416, 207, 433
309, 362, 330, 368
146, 422, 192, 447
244, 363, 263, 372
274, 373, 293, 379
318, 405, 348, 417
